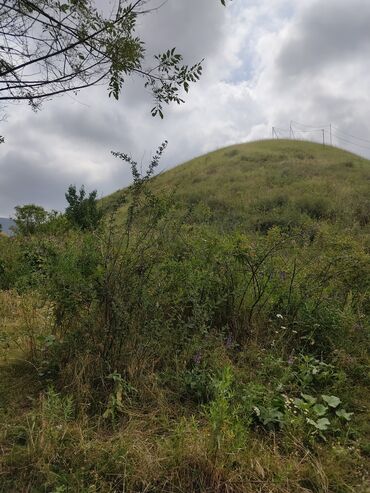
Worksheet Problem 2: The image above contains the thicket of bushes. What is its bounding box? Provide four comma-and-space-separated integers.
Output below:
0, 144, 369, 492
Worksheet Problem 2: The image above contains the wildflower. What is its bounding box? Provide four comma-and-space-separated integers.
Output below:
253, 406, 261, 417
226, 334, 233, 348
193, 352, 201, 365
276, 314, 283, 319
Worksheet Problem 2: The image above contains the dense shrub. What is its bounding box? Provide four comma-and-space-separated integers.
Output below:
24, 171, 366, 413
1, 141, 370, 492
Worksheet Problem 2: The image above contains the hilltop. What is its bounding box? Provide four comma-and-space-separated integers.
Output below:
102, 139, 370, 236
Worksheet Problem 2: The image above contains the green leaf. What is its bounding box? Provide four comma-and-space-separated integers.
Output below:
336, 409, 353, 421
307, 417, 330, 430
313, 404, 328, 416
294, 398, 308, 410
322, 395, 341, 408
301, 393, 317, 405
316, 418, 330, 430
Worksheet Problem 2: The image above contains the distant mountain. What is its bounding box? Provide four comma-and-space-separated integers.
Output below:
0, 218, 15, 235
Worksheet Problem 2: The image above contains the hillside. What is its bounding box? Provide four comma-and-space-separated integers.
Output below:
0, 139, 369, 493
103, 139, 370, 236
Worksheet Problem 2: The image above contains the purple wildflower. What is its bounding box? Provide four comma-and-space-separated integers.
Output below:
226, 334, 233, 348
193, 352, 201, 365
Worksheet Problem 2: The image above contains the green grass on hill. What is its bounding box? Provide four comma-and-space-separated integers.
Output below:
0, 140, 369, 492
102, 139, 370, 236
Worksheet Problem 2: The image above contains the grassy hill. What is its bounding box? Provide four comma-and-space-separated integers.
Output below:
103, 139, 369, 236
1, 140, 369, 493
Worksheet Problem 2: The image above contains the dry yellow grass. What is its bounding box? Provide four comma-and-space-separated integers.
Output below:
0, 290, 52, 363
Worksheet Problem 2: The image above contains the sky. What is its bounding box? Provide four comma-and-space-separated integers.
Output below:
1, 0, 370, 216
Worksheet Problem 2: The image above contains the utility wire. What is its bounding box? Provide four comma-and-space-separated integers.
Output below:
274, 127, 290, 132
272, 120, 370, 155
331, 132, 370, 151
291, 128, 323, 133
331, 126, 370, 144
275, 128, 289, 138
291, 120, 331, 130
292, 121, 370, 144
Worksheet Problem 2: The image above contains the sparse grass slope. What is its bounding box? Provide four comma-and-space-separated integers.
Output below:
103, 139, 370, 235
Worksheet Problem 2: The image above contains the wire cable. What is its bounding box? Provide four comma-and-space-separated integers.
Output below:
291, 120, 331, 130
272, 120, 370, 155
331, 126, 370, 144
331, 132, 370, 151
291, 128, 324, 133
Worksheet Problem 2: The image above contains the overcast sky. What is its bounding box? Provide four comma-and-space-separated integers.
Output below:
1, 0, 370, 217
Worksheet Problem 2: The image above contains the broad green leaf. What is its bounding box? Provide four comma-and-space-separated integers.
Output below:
294, 398, 309, 410
322, 395, 341, 408
316, 418, 330, 430
301, 393, 317, 405
313, 404, 328, 416
336, 409, 353, 421
307, 417, 330, 430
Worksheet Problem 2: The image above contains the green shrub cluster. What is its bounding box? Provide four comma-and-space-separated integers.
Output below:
1, 141, 369, 492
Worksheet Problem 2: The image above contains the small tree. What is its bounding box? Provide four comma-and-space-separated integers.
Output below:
65, 184, 102, 230
13, 204, 48, 235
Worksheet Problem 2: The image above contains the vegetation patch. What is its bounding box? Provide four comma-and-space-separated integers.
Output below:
1, 140, 369, 492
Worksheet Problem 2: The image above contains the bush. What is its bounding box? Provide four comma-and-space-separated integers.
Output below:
65, 185, 102, 230
295, 196, 334, 220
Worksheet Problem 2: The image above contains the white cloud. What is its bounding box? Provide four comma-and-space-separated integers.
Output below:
1, 0, 370, 216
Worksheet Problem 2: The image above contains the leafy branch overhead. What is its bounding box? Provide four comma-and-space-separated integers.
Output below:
0, 0, 228, 116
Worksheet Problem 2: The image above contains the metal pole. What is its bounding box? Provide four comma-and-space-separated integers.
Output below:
322, 129, 325, 146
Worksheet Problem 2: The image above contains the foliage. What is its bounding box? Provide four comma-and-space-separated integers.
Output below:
292, 355, 338, 390
103, 140, 370, 237
0, 0, 227, 115
206, 366, 248, 454
65, 184, 102, 230
290, 392, 353, 440
12, 204, 48, 236
102, 372, 137, 425
0, 140, 369, 492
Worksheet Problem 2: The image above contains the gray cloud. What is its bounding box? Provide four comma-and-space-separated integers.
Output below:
0, 150, 80, 215
0, 0, 231, 216
249, 0, 370, 157
1, 0, 370, 216
277, 0, 370, 76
